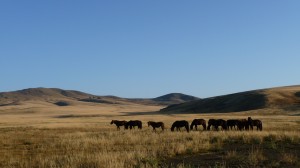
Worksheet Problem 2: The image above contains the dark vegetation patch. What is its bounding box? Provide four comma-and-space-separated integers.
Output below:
0, 101, 20, 107
54, 101, 70, 106
160, 138, 300, 168
295, 92, 300, 98
79, 97, 116, 104
54, 114, 112, 118
161, 91, 267, 113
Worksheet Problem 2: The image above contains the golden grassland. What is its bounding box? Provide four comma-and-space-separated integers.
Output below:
0, 102, 300, 167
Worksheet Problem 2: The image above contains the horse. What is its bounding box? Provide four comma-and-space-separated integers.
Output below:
190, 119, 206, 131
237, 119, 249, 131
125, 120, 142, 130
110, 120, 127, 130
248, 117, 263, 131
171, 120, 189, 132
147, 121, 165, 131
207, 119, 227, 131
226, 119, 239, 130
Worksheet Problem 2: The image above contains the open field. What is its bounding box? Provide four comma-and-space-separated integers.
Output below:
0, 102, 300, 168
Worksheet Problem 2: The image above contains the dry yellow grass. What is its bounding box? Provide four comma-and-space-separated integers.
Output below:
0, 102, 300, 167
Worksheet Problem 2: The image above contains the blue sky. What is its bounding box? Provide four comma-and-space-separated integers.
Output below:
1, 1, 300, 98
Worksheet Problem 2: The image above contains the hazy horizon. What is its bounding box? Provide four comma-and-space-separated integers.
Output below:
1, 1, 300, 98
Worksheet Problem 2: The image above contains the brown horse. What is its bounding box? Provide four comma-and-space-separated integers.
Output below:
171, 120, 189, 132
190, 119, 206, 131
226, 119, 239, 130
248, 117, 263, 131
147, 121, 165, 131
110, 120, 127, 130
125, 120, 142, 130
207, 119, 227, 131
237, 119, 249, 131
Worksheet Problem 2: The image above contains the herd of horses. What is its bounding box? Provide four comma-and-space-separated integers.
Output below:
110, 117, 262, 132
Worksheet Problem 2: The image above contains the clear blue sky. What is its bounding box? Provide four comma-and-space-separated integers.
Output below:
1, 1, 300, 98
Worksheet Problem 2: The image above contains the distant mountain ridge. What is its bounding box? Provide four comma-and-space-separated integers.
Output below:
0, 88, 199, 106
153, 93, 200, 104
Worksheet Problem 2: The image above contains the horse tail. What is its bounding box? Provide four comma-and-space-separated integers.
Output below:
139, 121, 142, 129
259, 122, 263, 131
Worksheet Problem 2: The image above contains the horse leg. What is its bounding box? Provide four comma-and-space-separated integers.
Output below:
214, 125, 218, 131
117, 126, 120, 130
195, 125, 198, 131
186, 125, 189, 132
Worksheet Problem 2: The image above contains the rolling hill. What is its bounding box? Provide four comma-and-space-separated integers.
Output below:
160, 85, 300, 113
0, 88, 198, 107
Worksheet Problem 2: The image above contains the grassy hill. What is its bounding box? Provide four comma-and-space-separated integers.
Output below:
0, 88, 92, 106
160, 85, 300, 113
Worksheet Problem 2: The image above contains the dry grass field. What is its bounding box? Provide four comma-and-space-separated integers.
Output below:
0, 101, 300, 168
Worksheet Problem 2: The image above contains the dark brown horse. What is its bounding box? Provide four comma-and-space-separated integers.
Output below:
248, 117, 263, 131
125, 120, 142, 130
171, 120, 189, 132
110, 120, 127, 130
226, 119, 239, 130
207, 119, 227, 131
190, 119, 206, 131
147, 121, 165, 131
237, 119, 249, 131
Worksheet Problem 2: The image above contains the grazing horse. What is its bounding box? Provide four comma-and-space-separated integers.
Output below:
110, 120, 127, 130
125, 120, 142, 130
226, 119, 239, 130
171, 120, 189, 132
147, 121, 165, 131
207, 119, 227, 131
190, 119, 206, 131
248, 117, 263, 131
237, 119, 249, 131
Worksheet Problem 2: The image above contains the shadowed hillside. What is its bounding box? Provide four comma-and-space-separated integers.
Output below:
161, 85, 300, 113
